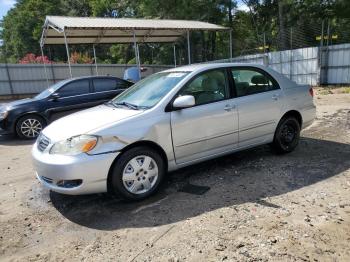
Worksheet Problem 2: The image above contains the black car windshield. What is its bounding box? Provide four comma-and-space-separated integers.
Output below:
111, 72, 189, 109
34, 79, 70, 99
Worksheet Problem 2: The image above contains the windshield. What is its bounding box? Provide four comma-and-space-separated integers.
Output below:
111, 72, 189, 109
35, 79, 70, 99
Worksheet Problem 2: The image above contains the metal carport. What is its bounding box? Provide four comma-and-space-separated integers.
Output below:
40, 16, 231, 82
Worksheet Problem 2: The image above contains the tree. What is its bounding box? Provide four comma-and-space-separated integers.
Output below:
1, 0, 62, 61
1, 0, 348, 64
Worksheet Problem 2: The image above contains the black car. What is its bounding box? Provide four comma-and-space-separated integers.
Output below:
0, 76, 133, 139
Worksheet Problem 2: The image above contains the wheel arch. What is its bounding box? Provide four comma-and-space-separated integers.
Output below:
15, 112, 48, 127
106, 140, 168, 193
14, 112, 48, 137
280, 110, 302, 128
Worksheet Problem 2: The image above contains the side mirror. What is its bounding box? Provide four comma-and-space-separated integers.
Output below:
50, 93, 60, 101
173, 95, 195, 109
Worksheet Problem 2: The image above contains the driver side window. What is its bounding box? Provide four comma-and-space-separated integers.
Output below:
178, 69, 228, 106
58, 80, 90, 97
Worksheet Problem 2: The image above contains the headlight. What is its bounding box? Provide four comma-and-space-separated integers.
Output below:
0, 111, 8, 120
50, 135, 98, 155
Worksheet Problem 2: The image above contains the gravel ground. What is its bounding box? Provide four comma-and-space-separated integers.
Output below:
0, 93, 349, 262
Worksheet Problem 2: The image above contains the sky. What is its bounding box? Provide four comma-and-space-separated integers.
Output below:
237, 0, 249, 12
0, 0, 15, 21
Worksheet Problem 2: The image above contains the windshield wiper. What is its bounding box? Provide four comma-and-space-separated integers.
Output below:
104, 101, 113, 106
113, 101, 139, 110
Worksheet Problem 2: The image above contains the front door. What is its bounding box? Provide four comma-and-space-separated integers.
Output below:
230, 67, 284, 147
47, 79, 93, 122
171, 69, 238, 164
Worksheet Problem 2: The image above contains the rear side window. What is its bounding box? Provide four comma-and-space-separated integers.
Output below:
58, 80, 90, 97
116, 79, 131, 89
93, 78, 130, 92
231, 68, 278, 97
93, 79, 118, 92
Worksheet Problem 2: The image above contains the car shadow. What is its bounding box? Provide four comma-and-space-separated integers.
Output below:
50, 137, 350, 230
0, 135, 35, 146
0, 134, 35, 146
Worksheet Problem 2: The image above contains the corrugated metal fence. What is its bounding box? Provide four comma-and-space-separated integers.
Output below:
0, 64, 172, 96
1, 43, 350, 96
214, 43, 350, 86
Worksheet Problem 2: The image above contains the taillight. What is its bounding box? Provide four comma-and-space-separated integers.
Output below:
309, 87, 314, 97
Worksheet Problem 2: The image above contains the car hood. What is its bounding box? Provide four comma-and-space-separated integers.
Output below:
1, 98, 37, 110
42, 104, 143, 142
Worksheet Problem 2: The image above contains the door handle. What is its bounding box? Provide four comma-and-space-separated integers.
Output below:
272, 94, 280, 101
224, 104, 236, 111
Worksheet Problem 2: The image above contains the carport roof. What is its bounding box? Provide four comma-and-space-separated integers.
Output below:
40, 16, 229, 46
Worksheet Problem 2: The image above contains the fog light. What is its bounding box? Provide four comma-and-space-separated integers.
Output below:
56, 179, 82, 188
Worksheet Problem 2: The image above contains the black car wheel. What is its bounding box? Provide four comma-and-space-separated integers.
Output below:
16, 114, 46, 139
109, 146, 165, 201
272, 116, 300, 154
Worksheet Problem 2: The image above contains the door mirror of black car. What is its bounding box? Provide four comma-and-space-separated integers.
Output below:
50, 93, 60, 101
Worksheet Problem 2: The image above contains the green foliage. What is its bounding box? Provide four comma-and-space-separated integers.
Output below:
1, 0, 62, 59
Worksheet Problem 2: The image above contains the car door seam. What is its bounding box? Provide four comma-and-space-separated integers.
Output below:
239, 120, 276, 132
175, 129, 239, 148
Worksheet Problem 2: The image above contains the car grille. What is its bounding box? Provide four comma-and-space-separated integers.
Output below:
41, 176, 53, 184
37, 134, 51, 152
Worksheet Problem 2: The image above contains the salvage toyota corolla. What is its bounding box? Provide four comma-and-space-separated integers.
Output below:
32, 63, 316, 200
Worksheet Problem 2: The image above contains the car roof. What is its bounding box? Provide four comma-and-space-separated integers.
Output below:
66, 75, 126, 82
162, 62, 296, 88
163, 63, 269, 73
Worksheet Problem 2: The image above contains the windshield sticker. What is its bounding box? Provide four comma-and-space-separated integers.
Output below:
167, 73, 187, 78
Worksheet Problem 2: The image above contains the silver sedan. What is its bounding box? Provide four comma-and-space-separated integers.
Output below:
32, 63, 316, 200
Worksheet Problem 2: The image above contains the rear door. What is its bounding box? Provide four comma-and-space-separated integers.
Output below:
230, 67, 284, 147
170, 68, 239, 164
91, 78, 130, 104
47, 79, 93, 121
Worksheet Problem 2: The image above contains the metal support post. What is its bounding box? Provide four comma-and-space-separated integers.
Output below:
40, 45, 49, 87
93, 45, 98, 75
133, 30, 141, 79
229, 29, 233, 61
187, 30, 191, 64
63, 30, 72, 78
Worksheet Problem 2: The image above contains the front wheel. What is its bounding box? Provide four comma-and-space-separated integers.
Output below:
16, 114, 46, 139
109, 146, 165, 201
272, 117, 300, 154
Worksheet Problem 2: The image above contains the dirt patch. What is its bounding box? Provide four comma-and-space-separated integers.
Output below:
0, 94, 350, 261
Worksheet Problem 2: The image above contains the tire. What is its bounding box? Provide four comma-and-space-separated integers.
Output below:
16, 114, 46, 140
271, 116, 300, 154
109, 146, 165, 201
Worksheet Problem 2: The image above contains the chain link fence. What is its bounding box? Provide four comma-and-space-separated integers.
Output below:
224, 18, 350, 86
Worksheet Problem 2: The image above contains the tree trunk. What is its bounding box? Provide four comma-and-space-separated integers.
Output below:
278, 0, 288, 50
228, 0, 233, 26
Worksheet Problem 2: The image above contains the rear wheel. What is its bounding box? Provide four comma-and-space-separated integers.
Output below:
16, 114, 46, 139
272, 116, 300, 154
109, 146, 165, 201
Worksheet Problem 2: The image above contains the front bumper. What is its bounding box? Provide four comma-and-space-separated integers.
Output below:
32, 143, 120, 195
0, 120, 12, 135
